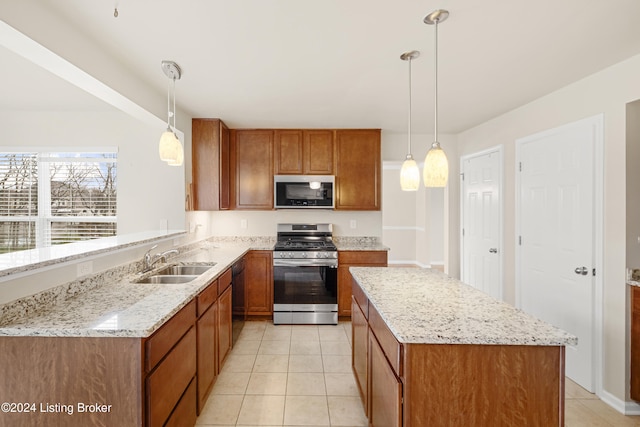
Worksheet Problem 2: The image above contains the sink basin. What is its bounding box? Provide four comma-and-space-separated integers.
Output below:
155, 264, 216, 276
135, 275, 199, 284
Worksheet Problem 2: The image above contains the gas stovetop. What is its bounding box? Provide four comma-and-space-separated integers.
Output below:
274, 223, 337, 263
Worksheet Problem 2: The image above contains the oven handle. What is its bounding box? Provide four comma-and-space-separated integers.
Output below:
273, 259, 338, 268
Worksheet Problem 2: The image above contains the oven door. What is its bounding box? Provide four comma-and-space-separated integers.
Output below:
273, 261, 338, 324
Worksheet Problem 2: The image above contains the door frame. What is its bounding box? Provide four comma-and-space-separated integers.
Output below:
514, 114, 604, 396
459, 145, 504, 299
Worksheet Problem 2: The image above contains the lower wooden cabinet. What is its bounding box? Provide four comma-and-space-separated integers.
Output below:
147, 326, 197, 427
218, 286, 233, 369
631, 286, 640, 401
196, 296, 217, 412
338, 251, 387, 316
369, 331, 402, 427
351, 297, 369, 416
244, 250, 273, 315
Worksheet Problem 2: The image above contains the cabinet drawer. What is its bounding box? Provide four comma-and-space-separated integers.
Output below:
164, 378, 197, 427
338, 251, 388, 265
369, 302, 402, 376
146, 300, 196, 372
352, 279, 368, 319
218, 268, 233, 295
197, 280, 218, 317
147, 326, 197, 427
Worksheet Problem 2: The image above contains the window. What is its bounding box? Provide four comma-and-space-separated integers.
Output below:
0, 149, 117, 254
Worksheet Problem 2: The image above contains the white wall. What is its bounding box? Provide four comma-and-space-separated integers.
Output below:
381, 131, 454, 270
456, 53, 640, 405
3, 111, 185, 233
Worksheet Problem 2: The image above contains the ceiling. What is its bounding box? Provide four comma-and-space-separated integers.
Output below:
6, 0, 640, 134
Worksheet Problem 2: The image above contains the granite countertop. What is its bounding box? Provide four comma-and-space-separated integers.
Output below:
350, 267, 577, 346
0, 242, 253, 338
333, 237, 389, 251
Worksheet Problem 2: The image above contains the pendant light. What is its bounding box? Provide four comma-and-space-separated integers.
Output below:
400, 50, 420, 191
159, 60, 184, 166
423, 9, 449, 188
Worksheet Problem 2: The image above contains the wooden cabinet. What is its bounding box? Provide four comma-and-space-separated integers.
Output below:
632, 286, 640, 401
334, 129, 381, 210
274, 129, 334, 175
369, 330, 403, 427
192, 118, 231, 210
351, 296, 368, 415
244, 250, 273, 315
304, 130, 334, 174
145, 300, 197, 427
274, 130, 304, 174
231, 129, 274, 209
338, 251, 387, 316
196, 281, 218, 412
218, 286, 233, 368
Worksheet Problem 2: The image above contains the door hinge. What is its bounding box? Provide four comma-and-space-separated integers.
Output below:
518, 236, 522, 245
462, 228, 465, 237
519, 162, 522, 172
460, 173, 465, 181
593, 268, 596, 276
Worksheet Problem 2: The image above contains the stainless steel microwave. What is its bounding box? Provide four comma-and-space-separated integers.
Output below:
274, 175, 335, 209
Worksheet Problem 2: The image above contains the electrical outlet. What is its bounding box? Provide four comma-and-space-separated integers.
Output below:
350, 219, 357, 229
240, 219, 248, 229
77, 261, 93, 277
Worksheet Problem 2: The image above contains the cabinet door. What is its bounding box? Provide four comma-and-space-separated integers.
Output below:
245, 250, 274, 315
275, 130, 304, 174
352, 297, 368, 415
218, 286, 233, 369
196, 301, 217, 413
192, 118, 230, 211
231, 130, 274, 209
632, 286, 640, 401
335, 129, 381, 210
304, 130, 334, 174
369, 332, 402, 427
337, 251, 388, 316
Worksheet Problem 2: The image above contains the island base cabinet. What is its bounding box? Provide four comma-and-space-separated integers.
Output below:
402, 344, 565, 427
351, 297, 368, 415
0, 336, 143, 427
369, 332, 402, 427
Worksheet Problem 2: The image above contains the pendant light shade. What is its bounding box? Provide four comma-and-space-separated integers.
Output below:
400, 50, 420, 191
159, 60, 184, 166
400, 155, 420, 190
423, 9, 449, 188
423, 142, 448, 187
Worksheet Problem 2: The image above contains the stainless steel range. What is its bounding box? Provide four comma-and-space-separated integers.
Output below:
273, 223, 338, 325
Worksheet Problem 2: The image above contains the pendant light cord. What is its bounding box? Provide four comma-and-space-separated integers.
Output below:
166, 77, 171, 130
434, 18, 439, 145
407, 57, 412, 155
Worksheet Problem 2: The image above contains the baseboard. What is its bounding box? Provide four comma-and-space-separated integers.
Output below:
599, 388, 640, 415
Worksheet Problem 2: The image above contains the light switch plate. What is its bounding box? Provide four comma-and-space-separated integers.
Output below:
350, 219, 357, 229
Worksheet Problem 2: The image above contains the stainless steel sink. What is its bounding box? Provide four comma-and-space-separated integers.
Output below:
135, 275, 199, 284
155, 264, 215, 276
134, 262, 216, 284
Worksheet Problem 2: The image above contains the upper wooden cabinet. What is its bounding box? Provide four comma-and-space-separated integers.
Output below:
230, 129, 274, 210
335, 129, 381, 210
275, 130, 334, 175
192, 118, 231, 210
274, 130, 304, 174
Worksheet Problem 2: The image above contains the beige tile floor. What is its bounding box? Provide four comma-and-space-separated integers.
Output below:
197, 320, 640, 426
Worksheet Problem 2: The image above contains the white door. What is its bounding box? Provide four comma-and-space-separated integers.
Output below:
517, 116, 600, 392
461, 148, 502, 300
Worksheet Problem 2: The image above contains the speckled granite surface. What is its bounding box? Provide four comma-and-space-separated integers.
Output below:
628, 268, 640, 287
0, 241, 254, 338
350, 267, 577, 346
333, 236, 388, 251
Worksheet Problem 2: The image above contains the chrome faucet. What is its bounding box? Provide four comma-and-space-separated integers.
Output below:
142, 245, 179, 272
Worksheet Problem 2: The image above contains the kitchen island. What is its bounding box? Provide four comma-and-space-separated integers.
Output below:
350, 267, 577, 427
